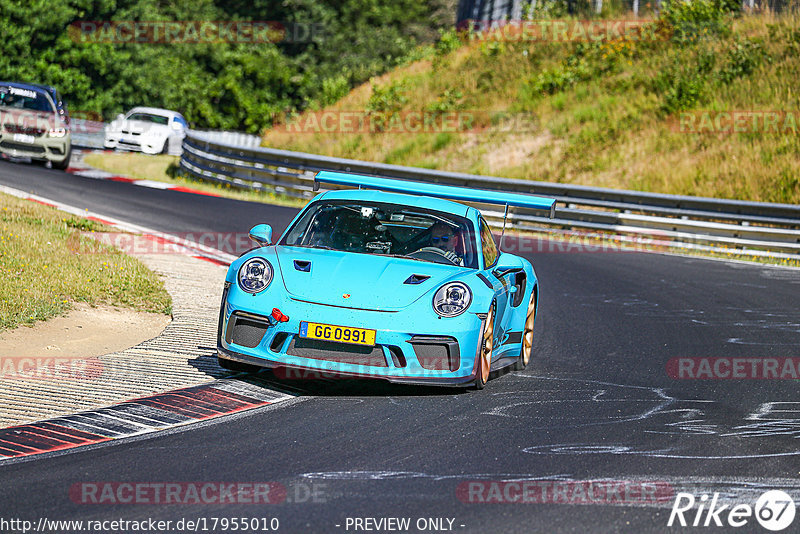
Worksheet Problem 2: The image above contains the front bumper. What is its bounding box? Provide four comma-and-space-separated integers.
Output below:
0, 133, 71, 164
105, 134, 164, 154
217, 285, 483, 387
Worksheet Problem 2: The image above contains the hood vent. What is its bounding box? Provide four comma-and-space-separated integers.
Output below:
404, 274, 430, 285
293, 260, 311, 272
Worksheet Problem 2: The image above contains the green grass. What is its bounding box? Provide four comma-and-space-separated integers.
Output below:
0, 193, 172, 331
261, 10, 800, 205
83, 152, 307, 208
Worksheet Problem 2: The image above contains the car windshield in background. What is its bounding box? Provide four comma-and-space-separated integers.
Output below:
0, 86, 54, 113
281, 200, 478, 268
126, 113, 169, 125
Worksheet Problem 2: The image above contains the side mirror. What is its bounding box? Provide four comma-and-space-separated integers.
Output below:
492, 252, 524, 277
249, 224, 273, 246
116, 114, 125, 121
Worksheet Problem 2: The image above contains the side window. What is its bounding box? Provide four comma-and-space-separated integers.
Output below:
479, 217, 499, 268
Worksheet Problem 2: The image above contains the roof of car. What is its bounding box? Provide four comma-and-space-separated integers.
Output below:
127, 107, 183, 118
317, 188, 472, 218
0, 81, 50, 95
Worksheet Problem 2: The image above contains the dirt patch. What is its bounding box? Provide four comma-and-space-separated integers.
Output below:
485, 132, 557, 175
0, 303, 171, 359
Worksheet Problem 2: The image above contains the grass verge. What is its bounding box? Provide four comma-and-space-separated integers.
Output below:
82, 152, 306, 208
0, 193, 172, 331
262, 10, 800, 205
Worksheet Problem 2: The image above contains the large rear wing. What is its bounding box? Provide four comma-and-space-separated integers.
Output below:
314, 171, 556, 219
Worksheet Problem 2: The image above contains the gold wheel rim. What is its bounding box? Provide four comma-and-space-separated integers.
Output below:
480, 305, 494, 384
522, 293, 536, 366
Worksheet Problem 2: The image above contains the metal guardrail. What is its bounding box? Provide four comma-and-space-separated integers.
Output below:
69, 121, 257, 155
70, 118, 106, 150
179, 130, 800, 258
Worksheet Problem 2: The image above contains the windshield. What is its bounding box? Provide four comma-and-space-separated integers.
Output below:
0, 85, 54, 113
281, 199, 478, 268
126, 112, 169, 125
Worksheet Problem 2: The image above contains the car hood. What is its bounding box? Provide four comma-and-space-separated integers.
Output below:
108, 119, 169, 135
1, 108, 59, 132
273, 245, 466, 311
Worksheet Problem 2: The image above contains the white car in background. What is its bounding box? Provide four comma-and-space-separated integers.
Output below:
104, 107, 188, 154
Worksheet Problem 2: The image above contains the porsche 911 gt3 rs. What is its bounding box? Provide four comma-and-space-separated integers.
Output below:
217, 172, 555, 388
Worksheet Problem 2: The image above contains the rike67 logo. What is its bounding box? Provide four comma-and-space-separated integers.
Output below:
668, 490, 796, 531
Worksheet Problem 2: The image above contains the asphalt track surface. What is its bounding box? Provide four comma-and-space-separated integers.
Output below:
1, 159, 800, 533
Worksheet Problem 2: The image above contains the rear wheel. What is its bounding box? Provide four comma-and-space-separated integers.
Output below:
473, 302, 494, 389
513, 290, 536, 371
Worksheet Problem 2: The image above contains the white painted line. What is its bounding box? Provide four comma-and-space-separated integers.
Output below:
132, 179, 173, 189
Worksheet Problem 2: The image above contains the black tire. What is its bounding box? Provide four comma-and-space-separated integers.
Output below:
52, 148, 71, 171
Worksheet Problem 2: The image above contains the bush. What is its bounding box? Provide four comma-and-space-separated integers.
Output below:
653, 56, 708, 113
661, 0, 733, 43
366, 80, 409, 132
435, 29, 462, 56
366, 81, 408, 113
426, 89, 463, 113
717, 39, 770, 83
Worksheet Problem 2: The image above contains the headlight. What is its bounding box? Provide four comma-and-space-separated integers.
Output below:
237, 257, 273, 294
48, 127, 67, 138
432, 282, 472, 317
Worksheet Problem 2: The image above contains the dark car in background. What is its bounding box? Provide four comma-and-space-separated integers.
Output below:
0, 81, 71, 169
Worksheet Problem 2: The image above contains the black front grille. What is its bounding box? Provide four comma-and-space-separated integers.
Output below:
270, 332, 289, 352
4, 124, 45, 136
0, 141, 45, 153
409, 336, 460, 371
287, 337, 388, 367
225, 313, 269, 348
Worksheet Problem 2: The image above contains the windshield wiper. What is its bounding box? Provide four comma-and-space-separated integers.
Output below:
389, 254, 427, 263
292, 244, 336, 250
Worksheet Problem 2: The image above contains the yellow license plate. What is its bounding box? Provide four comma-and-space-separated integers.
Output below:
299, 321, 376, 346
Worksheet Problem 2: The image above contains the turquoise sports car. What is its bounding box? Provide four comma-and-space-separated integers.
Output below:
216, 172, 555, 388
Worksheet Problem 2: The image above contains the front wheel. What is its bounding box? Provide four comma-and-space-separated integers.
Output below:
513, 290, 536, 371
52, 148, 71, 170
473, 302, 495, 389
